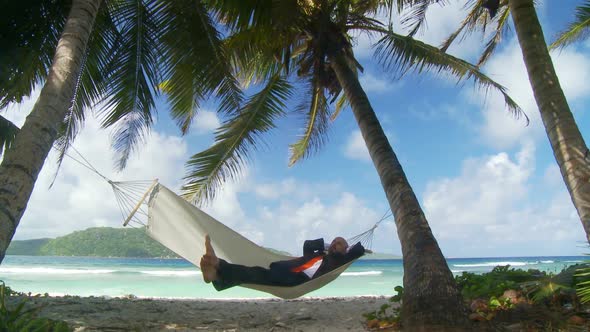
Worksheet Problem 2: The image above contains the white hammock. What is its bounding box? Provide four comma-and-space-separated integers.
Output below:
115, 181, 374, 299
63, 147, 388, 298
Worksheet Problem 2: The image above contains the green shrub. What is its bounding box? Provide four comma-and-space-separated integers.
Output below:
0, 281, 72, 332
455, 265, 543, 300
364, 286, 403, 329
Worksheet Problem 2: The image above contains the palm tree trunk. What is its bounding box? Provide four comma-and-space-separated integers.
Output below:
509, 0, 590, 243
0, 0, 102, 264
329, 53, 469, 330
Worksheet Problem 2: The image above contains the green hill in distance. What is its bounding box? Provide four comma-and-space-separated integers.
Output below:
7, 227, 178, 258
7, 227, 400, 259
6, 238, 51, 256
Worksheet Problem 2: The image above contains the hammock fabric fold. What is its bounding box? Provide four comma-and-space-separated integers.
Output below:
146, 183, 357, 299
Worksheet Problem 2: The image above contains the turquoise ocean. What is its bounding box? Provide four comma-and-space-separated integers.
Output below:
0, 256, 585, 299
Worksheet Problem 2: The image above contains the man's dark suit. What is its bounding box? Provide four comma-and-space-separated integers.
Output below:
212, 238, 365, 291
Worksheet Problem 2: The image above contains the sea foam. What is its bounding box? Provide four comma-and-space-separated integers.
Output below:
140, 270, 201, 277
0, 267, 115, 274
342, 271, 382, 277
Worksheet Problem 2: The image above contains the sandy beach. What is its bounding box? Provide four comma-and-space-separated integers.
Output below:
8, 295, 391, 331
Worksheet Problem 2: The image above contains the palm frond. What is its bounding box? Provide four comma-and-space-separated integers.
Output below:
440, 0, 489, 52
225, 26, 293, 87
288, 78, 331, 166
475, 5, 510, 67
0, 0, 67, 108
375, 30, 526, 122
110, 112, 150, 170
181, 75, 292, 205
401, 0, 446, 37
98, 0, 162, 170
207, 0, 274, 32
575, 265, 590, 303
330, 93, 350, 121
0, 115, 19, 156
550, 1, 590, 50
160, 0, 242, 134
53, 2, 119, 176
52, 52, 88, 183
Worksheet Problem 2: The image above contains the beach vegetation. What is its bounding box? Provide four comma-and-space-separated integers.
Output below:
455, 265, 542, 300
366, 265, 589, 330
364, 286, 403, 330
0, 281, 72, 332
459, 265, 584, 329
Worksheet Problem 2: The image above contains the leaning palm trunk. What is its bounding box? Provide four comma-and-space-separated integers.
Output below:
329, 53, 469, 330
510, 0, 590, 242
0, 0, 102, 264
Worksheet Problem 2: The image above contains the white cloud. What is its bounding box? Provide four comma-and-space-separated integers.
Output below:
205, 179, 247, 228
352, 30, 379, 60
2, 89, 41, 128
342, 130, 398, 163
359, 72, 399, 93
254, 178, 297, 200
344, 130, 371, 162
476, 40, 590, 149
542, 164, 564, 189
12, 116, 189, 240
411, 0, 482, 60
192, 110, 220, 134
423, 142, 585, 257
255, 190, 395, 255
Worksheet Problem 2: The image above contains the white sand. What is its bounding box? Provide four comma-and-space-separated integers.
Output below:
11, 295, 392, 331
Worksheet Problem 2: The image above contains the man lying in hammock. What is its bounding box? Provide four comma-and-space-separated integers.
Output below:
200, 235, 371, 291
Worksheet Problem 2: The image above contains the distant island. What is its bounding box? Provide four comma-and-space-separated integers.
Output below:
7, 227, 401, 260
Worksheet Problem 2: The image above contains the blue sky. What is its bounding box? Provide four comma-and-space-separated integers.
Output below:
5, 0, 590, 258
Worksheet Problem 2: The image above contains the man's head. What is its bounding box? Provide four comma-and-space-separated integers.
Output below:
328, 237, 348, 255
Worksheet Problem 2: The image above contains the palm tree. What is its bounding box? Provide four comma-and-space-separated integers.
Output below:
550, 0, 590, 49
441, 0, 590, 243
0, 0, 242, 263
0, 0, 103, 263
182, 0, 522, 328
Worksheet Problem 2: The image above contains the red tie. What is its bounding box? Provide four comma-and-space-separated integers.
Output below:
291, 256, 323, 273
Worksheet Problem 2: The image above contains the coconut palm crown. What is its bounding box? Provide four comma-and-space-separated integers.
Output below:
182, 0, 523, 203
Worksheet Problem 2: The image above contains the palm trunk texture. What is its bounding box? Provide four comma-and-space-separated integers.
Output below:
330, 53, 469, 330
0, 0, 102, 264
510, 0, 590, 242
